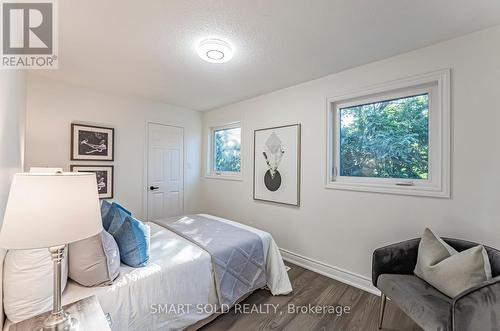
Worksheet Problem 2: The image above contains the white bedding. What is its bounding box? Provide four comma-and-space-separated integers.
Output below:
4, 215, 292, 331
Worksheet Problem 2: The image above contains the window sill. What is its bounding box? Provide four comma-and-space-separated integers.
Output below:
205, 174, 243, 182
325, 181, 450, 198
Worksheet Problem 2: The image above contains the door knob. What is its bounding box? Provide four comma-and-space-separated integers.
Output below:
149, 186, 159, 191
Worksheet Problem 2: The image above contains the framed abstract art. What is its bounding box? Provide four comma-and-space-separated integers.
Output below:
70, 165, 114, 199
253, 124, 301, 206
71, 124, 114, 161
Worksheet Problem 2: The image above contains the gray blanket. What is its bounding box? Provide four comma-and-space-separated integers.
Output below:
153, 215, 267, 309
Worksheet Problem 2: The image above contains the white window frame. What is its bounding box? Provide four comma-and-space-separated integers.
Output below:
325, 69, 450, 197
206, 122, 243, 181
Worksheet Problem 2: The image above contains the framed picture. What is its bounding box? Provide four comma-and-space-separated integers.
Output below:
70, 165, 114, 199
71, 124, 114, 161
253, 124, 301, 206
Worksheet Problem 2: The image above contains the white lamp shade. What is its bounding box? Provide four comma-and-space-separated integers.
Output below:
0, 172, 103, 249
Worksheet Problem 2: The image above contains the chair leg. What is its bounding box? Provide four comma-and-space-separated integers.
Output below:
378, 293, 387, 329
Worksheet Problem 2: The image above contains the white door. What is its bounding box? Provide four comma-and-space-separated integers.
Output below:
147, 123, 184, 221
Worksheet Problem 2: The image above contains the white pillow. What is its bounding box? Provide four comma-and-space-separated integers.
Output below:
3, 248, 68, 323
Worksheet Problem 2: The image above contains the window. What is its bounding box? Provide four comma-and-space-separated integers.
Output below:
326, 70, 450, 197
340, 93, 429, 179
208, 123, 241, 179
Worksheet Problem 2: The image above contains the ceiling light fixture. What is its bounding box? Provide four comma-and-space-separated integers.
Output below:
197, 38, 233, 63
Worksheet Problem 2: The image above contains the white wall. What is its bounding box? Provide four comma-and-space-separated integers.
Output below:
0, 71, 26, 222
201, 26, 500, 291
26, 75, 203, 219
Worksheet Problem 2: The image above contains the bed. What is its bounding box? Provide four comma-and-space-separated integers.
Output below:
2, 214, 292, 331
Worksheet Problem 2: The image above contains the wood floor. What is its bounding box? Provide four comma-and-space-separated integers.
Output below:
200, 263, 422, 331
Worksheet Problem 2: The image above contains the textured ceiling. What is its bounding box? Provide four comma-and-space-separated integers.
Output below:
36, 0, 500, 111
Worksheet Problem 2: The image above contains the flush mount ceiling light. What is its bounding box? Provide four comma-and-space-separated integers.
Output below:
197, 38, 233, 63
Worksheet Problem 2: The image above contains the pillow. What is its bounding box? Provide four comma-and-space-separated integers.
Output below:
110, 215, 150, 267
101, 199, 112, 217
112, 202, 131, 215
3, 248, 68, 323
68, 230, 120, 287
101, 201, 131, 231
107, 206, 130, 234
414, 228, 492, 297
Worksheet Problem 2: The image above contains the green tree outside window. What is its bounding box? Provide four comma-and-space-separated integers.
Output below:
339, 94, 429, 179
214, 127, 241, 172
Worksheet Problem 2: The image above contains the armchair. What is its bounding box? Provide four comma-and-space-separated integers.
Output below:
372, 237, 500, 331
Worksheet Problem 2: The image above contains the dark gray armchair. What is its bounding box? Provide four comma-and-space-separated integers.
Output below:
372, 237, 500, 331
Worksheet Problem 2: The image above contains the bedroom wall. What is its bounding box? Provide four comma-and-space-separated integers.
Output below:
0, 71, 26, 222
201, 26, 500, 292
25, 75, 203, 219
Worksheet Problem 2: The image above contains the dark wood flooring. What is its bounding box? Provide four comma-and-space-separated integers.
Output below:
200, 263, 421, 331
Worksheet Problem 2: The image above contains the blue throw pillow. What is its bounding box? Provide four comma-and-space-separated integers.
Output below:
107, 207, 130, 234
100, 200, 112, 225
102, 202, 131, 231
112, 202, 131, 216
111, 216, 150, 268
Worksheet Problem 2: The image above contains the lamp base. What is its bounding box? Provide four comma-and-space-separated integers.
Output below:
42, 310, 78, 331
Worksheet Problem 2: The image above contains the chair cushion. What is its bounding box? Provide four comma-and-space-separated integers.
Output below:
378, 274, 452, 331
444, 238, 500, 278
414, 228, 492, 297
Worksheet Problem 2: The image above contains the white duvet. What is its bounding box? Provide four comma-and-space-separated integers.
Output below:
4, 215, 292, 331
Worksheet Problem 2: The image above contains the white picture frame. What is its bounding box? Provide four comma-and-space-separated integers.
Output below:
253, 124, 301, 206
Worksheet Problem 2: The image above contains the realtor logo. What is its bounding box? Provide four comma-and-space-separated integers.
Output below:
1, 0, 58, 69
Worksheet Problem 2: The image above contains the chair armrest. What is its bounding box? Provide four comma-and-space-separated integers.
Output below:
372, 238, 420, 287
452, 276, 500, 331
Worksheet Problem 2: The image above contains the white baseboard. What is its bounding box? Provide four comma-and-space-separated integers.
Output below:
279, 248, 381, 296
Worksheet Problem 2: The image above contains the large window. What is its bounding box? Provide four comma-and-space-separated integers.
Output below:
326, 70, 450, 197
340, 93, 429, 179
208, 123, 241, 178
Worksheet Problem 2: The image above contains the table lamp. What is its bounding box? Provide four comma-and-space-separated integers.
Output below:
0, 171, 102, 330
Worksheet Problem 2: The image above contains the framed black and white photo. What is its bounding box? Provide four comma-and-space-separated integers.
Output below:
70, 165, 114, 199
253, 124, 301, 206
71, 124, 114, 161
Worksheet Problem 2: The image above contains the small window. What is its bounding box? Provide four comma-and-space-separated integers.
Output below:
208, 123, 241, 178
326, 70, 450, 197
